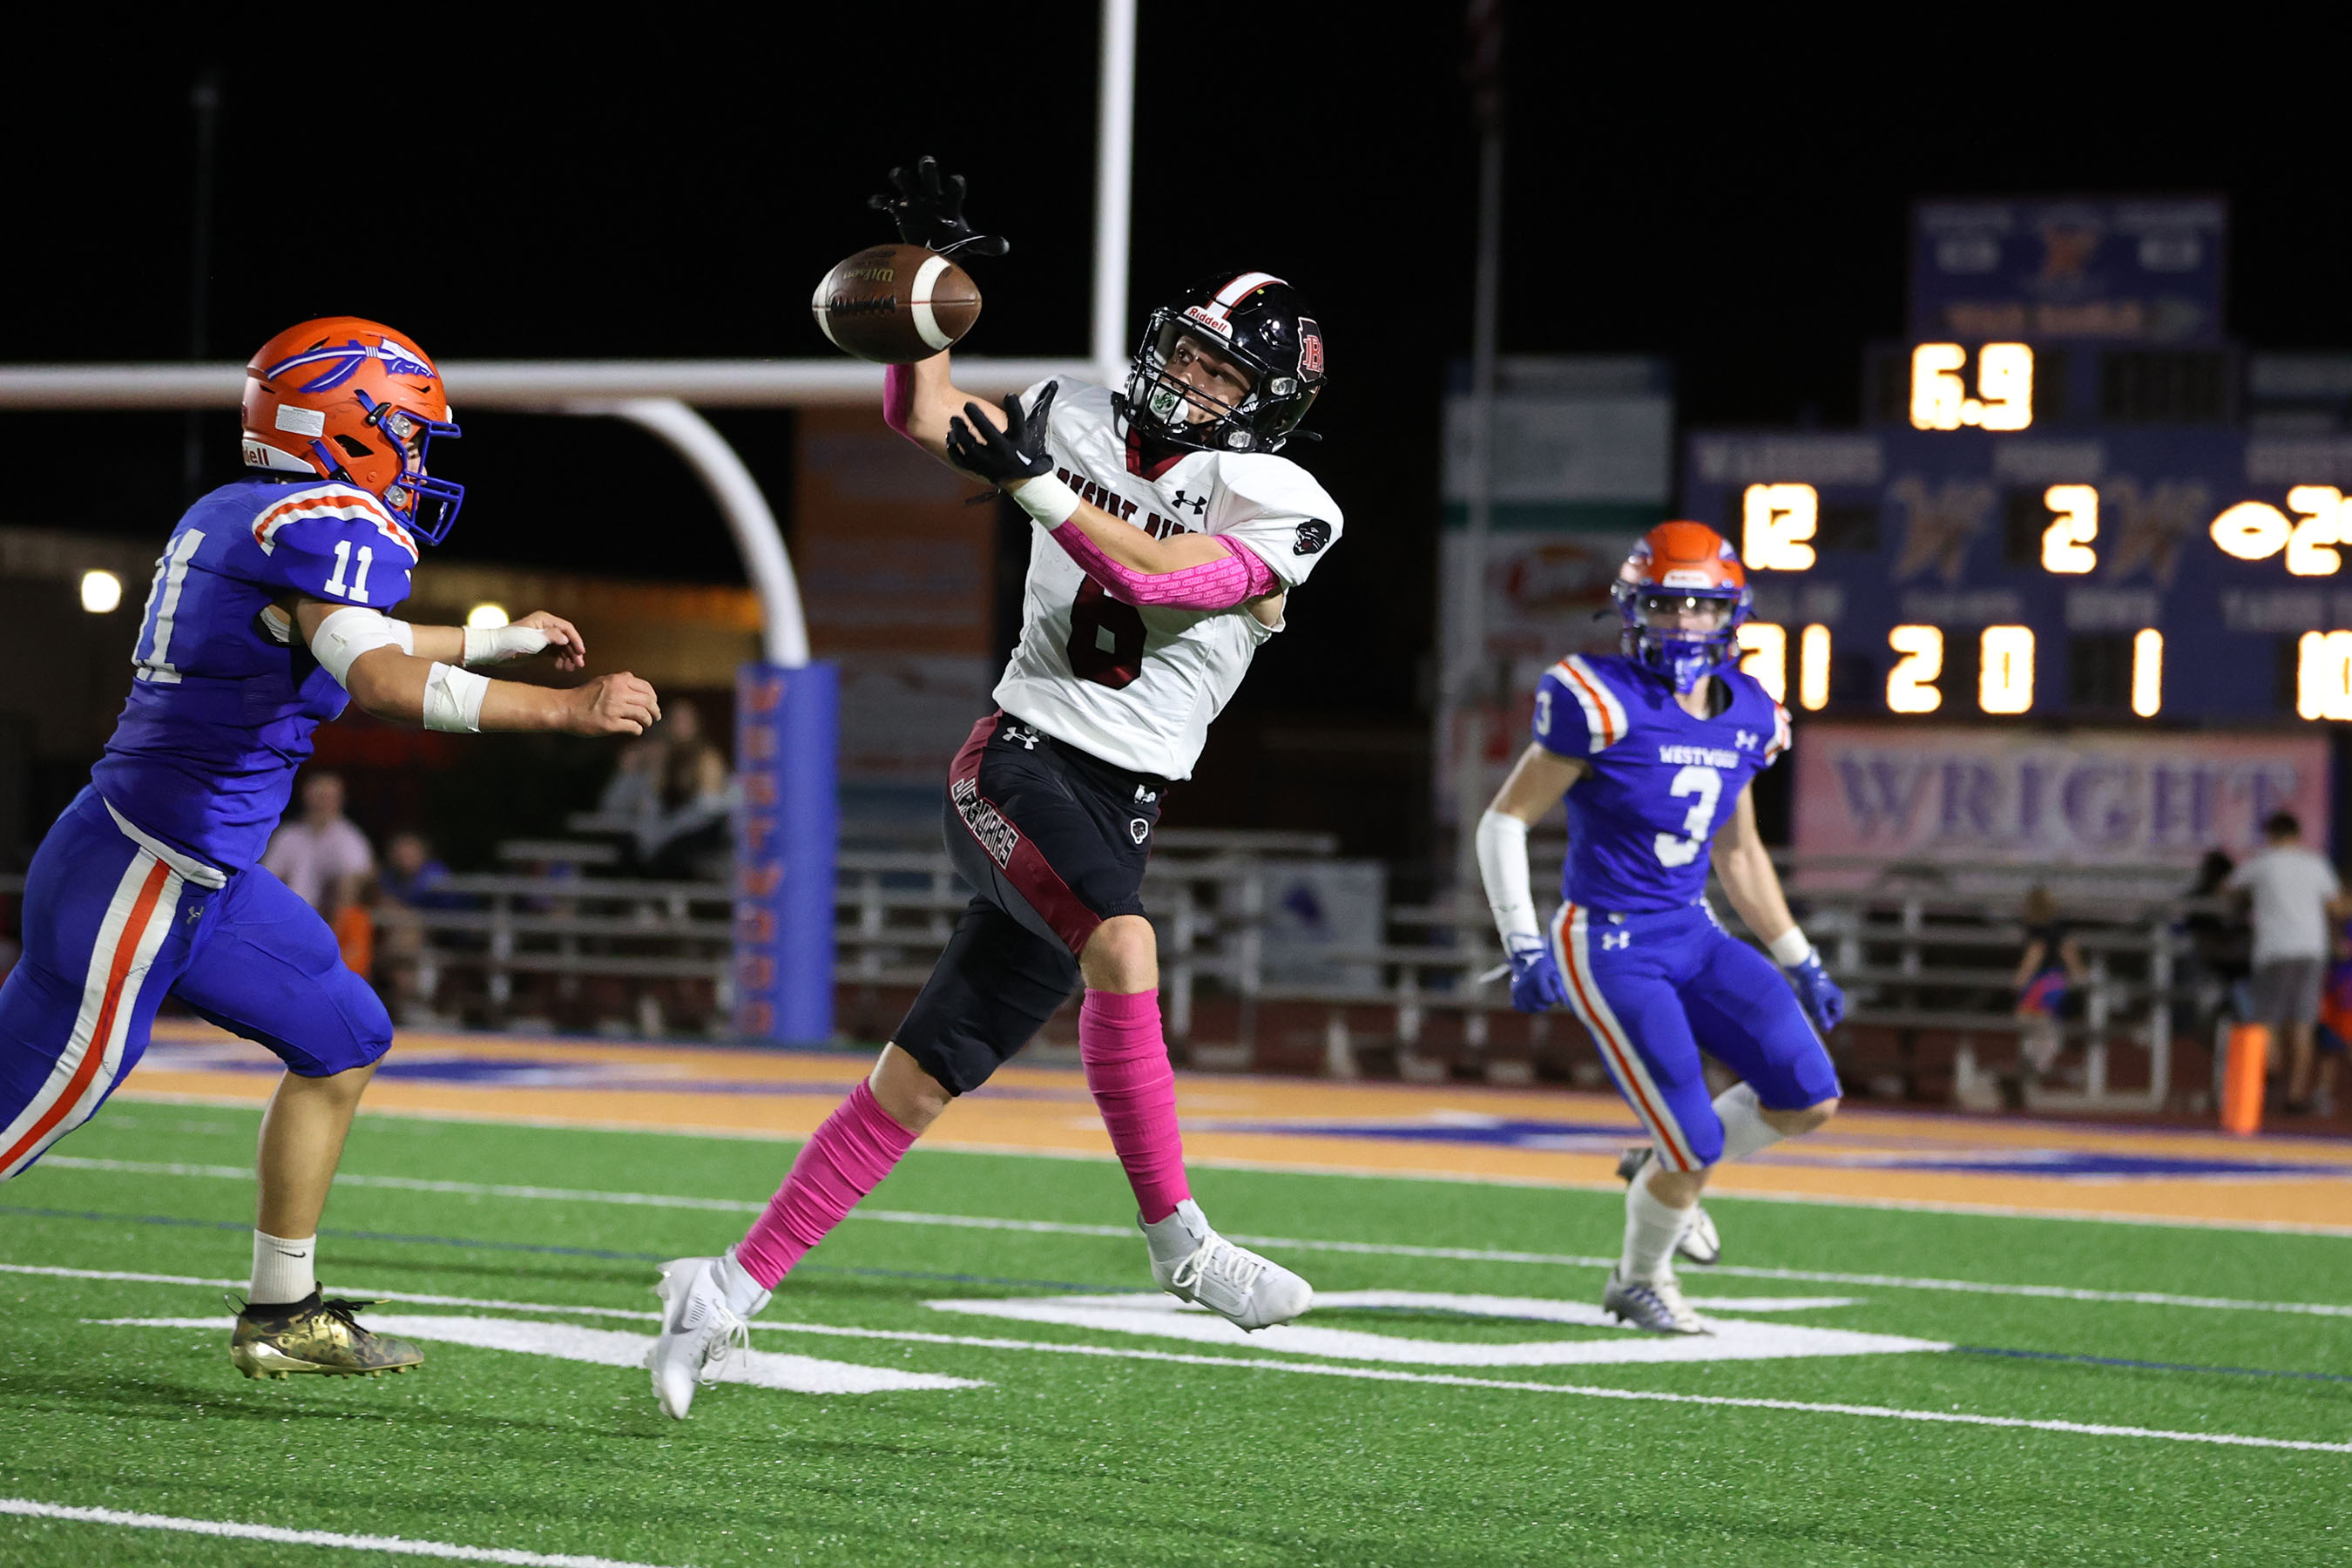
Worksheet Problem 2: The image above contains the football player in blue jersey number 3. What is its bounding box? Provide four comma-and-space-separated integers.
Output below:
1476, 522, 1844, 1334
0, 318, 660, 1378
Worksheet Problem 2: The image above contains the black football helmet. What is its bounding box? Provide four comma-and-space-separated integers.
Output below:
1114, 272, 1326, 454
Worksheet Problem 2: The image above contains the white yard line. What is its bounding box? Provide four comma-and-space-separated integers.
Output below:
103, 1091, 2352, 1238
0, 1497, 675, 1567
31, 1156, 2352, 1318
26, 1263, 2352, 1456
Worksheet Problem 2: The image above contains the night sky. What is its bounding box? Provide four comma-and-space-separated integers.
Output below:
7, 15, 2345, 733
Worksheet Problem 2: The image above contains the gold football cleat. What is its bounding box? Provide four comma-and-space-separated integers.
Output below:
228, 1293, 425, 1380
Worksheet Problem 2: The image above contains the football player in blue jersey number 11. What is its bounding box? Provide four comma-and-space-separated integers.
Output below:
0, 317, 661, 1379
1476, 522, 1844, 1335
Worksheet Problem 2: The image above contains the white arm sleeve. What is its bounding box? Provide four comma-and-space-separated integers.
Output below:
309, 606, 415, 686
1475, 808, 1543, 950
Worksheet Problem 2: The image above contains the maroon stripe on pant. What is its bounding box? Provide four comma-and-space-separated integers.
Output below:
948, 712, 1104, 956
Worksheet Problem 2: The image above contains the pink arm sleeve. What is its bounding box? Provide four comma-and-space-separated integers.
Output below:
1048, 522, 1281, 610
882, 363, 916, 438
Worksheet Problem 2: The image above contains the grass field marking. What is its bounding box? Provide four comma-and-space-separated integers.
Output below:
96, 1316, 987, 1395
26, 1162, 2352, 1319
0, 1496, 678, 1567
109, 1091, 2352, 1238
20, 1266, 2349, 1455
923, 1291, 1950, 1367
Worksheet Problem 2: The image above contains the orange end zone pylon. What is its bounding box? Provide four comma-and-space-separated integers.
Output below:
2220, 1024, 2269, 1137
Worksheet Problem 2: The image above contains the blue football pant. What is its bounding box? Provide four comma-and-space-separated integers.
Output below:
1550, 900, 1840, 1173
0, 787, 390, 1180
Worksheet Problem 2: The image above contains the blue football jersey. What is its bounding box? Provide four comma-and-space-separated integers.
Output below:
1531, 652, 1790, 913
90, 476, 420, 870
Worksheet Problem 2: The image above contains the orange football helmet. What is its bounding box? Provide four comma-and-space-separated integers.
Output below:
240, 317, 464, 542
1611, 520, 1753, 692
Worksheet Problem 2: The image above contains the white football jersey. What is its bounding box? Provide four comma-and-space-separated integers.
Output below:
992, 377, 1343, 780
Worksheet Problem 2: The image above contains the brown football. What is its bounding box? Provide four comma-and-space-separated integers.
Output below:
809, 243, 982, 364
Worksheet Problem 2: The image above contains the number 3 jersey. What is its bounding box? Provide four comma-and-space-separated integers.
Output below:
90, 475, 421, 872
991, 378, 1344, 781
1532, 652, 1790, 913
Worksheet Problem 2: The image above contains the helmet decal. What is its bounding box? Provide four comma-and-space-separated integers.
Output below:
265, 337, 437, 395
1297, 318, 1324, 377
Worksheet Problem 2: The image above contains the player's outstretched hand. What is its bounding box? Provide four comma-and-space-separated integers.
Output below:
1786, 950, 1846, 1033
869, 155, 1010, 260
511, 611, 586, 672
564, 673, 661, 737
1504, 933, 1569, 1014
946, 383, 1058, 487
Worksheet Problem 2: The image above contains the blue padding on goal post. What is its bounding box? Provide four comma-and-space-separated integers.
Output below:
733, 660, 839, 1044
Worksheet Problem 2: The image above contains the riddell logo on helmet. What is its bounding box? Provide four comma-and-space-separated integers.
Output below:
1180, 306, 1235, 339
1660, 569, 1714, 588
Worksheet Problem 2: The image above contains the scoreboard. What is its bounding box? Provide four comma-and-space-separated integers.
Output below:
1679, 197, 2352, 726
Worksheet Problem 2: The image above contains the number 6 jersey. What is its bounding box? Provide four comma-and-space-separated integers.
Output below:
992, 377, 1344, 780
1532, 652, 1790, 913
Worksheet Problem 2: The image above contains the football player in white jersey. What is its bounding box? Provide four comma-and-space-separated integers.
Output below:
647, 159, 1343, 1416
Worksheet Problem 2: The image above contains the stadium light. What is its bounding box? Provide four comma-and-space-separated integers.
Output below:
79, 570, 121, 613
466, 603, 510, 630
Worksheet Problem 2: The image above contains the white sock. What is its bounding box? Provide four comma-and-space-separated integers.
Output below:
1619, 1176, 1692, 1284
250, 1230, 316, 1305
718, 1247, 772, 1318
1713, 1082, 1786, 1164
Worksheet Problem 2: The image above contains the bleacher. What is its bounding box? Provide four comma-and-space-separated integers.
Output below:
311, 830, 2224, 1114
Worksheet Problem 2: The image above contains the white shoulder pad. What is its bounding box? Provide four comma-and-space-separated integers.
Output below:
1215, 452, 1343, 529
309, 605, 415, 686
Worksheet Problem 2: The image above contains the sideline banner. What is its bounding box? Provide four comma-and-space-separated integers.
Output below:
733, 660, 840, 1044
1791, 725, 2330, 867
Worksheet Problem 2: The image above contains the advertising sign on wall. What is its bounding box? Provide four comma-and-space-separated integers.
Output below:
1791, 724, 2330, 868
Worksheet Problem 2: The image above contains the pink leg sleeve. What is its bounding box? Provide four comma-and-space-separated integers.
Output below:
1079, 988, 1191, 1224
735, 1079, 917, 1288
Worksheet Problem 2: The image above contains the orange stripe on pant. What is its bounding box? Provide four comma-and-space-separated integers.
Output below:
0, 858, 172, 1174
1557, 902, 1696, 1171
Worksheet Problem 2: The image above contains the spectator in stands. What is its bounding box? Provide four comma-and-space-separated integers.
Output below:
263, 771, 374, 919
380, 830, 463, 910
612, 700, 734, 880
2227, 812, 2349, 1115
2009, 885, 2088, 1105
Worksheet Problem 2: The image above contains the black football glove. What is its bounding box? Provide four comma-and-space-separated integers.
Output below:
869, 155, 1010, 260
945, 383, 1058, 486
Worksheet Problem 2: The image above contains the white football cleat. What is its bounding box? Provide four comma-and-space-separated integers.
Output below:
1617, 1145, 1720, 1265
1601, 1267, 1708, 1335
1142, 1200, 1312, 1330
647, 1256, 755, 1419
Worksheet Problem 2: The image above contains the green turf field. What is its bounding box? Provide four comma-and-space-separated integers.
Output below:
2, 1104, 2347, 1566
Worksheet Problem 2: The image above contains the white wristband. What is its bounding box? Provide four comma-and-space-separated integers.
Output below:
422, 662, 491, 733
1010, 473, 1082, 528
308, 607, 414, 686
463, 624, 551, 666
1767, 927, 1814, 967
1474, 808, 1544, 950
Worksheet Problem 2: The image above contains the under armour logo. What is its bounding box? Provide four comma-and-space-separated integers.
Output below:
1599, 930, 1631, 950
1129, 817, 1151, 844
1133, 784, 1159, 803
1003, 723, 1042, 750
184, 903, 205, 925
1735, 730, 1759, 750
1172, 489, 1208, 517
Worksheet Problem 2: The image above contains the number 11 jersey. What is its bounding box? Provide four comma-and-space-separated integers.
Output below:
1532, 652, 1791, 913
991, 377, 1343, 781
